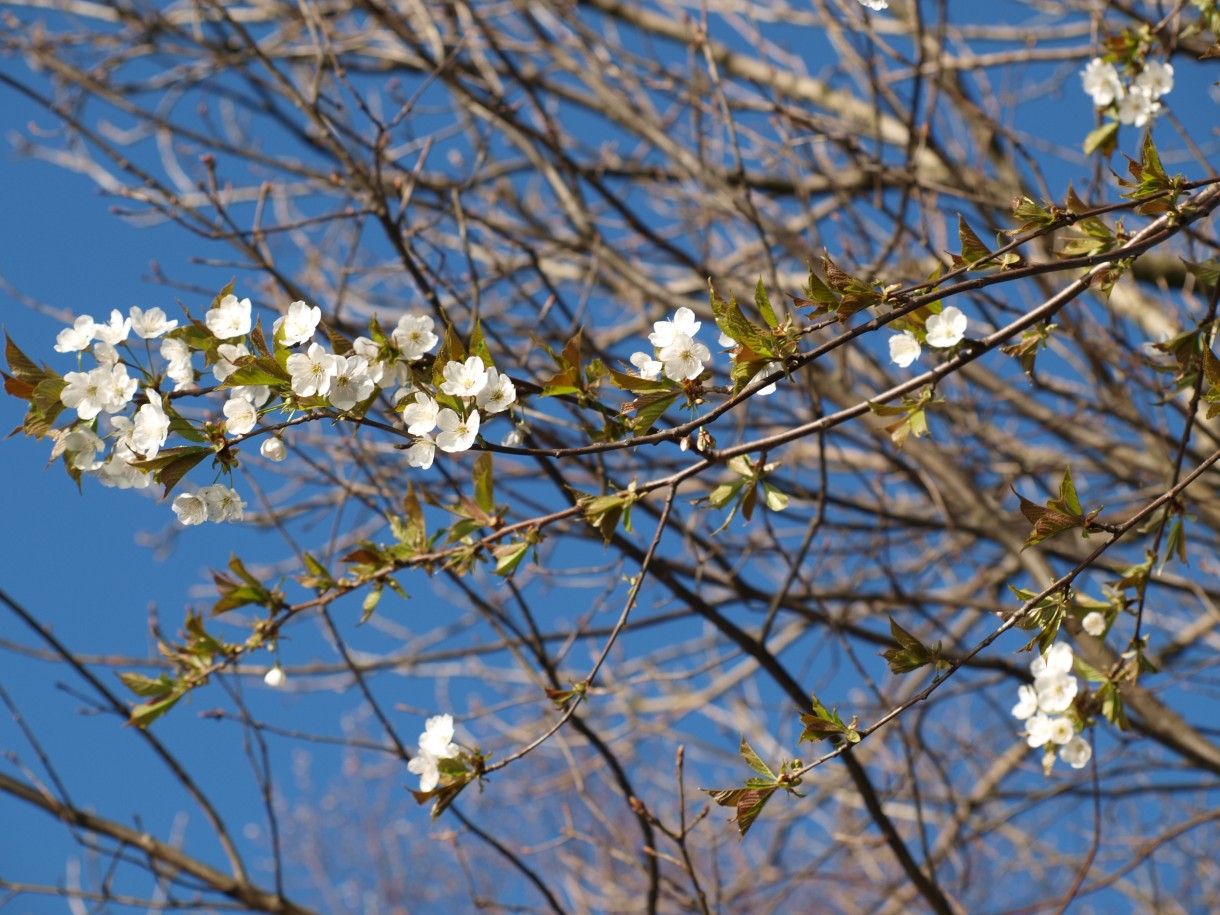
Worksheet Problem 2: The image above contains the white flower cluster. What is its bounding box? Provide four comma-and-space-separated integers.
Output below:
630, 307, 712, 383
888, 305, 968, 368
407, 714, 463, 793
1011, 642, 1092, 770
1081, 57, 1173, 128
171, 483, 247, 526
398, 356, 516, 469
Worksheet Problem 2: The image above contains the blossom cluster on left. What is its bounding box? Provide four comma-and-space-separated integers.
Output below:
4, 284, 523, 529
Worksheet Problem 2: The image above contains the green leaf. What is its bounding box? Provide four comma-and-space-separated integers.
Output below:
473, 452, 495, 516
710, 282, 776, 357
1083, 121, 1119, 157
631, 391, 679, 435
881, 617, 948, 675
491, 539, 532, 577
129, 446, 213, 499
754, 278, 779, 329
360, 582, 383, 625
4, 334, 45, 383
739, 735, 776, 779
956, 215, 993, 267
221, 356, 291, 388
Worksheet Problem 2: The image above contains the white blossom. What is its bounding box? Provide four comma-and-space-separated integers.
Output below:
172, 492, 208, 526
1082, 611, 1106, 637
61, 369, 109, 420
1081, 58, 1123, 108
1011, 684, 1039, 721
199, 483, 246, 522
352, 336, 390, 387
130, 306, 177, 339
889, 331, 922, 367
1031, 642, 1073, 677
753, 361, 783, 396
925, 307, 968, 348
131, 389, 170, 458
286, 343, 338, 398
92, 341, 120, 366
1116, 87, 1160, 127
1059, 736, 1092, 769
1024, 712, 1053, 748
263, 666, 286, 688
402, 393, 440, 435
717, 330, 736, 348
161, 338, 195, 390
54, 316, 95, 353
630, 351, 663, 380
475, 367, 516, 413
439, 356, 489, 399
649, 306, 702, 349
1135, 60, 1174, 100
435, 408, 480, 453
101, 364, 138, 414
205, 294, 253, 340
659, 333, 711, 382
407, 434, 436, 469
272, 300, 321, 347
93, 309, 132, 346
419, 714, 461, 760
62, 427, 106, 472
233, 384, 271, 408
857, 0, 888, 9
408, 752, 441, 792
260, 437, 287, 462
1034, 670, 1078, 714
223, 396, 258, 436
212, 343, 250, 384
393, 314, 438, 362
1047, 717, 1075, 746
501, 426, 526, 447
328, 355, 375, 410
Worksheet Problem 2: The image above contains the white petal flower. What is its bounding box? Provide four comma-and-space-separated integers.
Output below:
199, 483, 246, 522
286, 343, 338, 398
408, 750, 440, 793
161, 338, 195, 391
1082, 611, 1106, 637
130, 306, 178, 339
753, 361, 783, 396
658, 333, 711, 382
92, 341, 120, 366
1135, 60, 1174, 100
233, 384, 271, 407
1081, 58, 1123, 108
327, 355, 375, 410
1035, 670, 1079, 714
925, 307, 968, 348
1011, 684, 1039, 721
857, 0, 888, 9
213, 343, 250, 384
1031, 642, 1074, 676
889, 331, 922, 367
419, 714, 461, 759
131, 389, 171, 458
393, 314, 439, 362
223, 396, 258, 436
260, 437, 287, 462
93, 309, 132, 346
263, 666, 286, 688
1024, 712, 1053, 748
1059, 735, 1092, 769
649, 307, 702, 348
435, 408, 480, 453
54, 316, 96, 353
1047, 717, 1075, 746
475, 367, 517, 413
62, 427, 106, 472
100, 364, 138, 414
61, 368, 111, 420
717, 330, 736, 348
272, 300, 322, 347
205, 294, 253, 340
501, 426, 526, 447
172, 492, 208, 526
630, 351, 663, 380
407, 434, 436, 469
352, 337, 390, 387
439, 356, 490, 399
402, 393, 440, 435
1116, 87, 1160, 127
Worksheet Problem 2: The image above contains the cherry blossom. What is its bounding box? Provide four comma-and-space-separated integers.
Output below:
435, 408, 480, 453
439, 356, 489, 399
286, 343, 338, 398
223, 396, 258, 436
1082, 612, 1106, 637
475, 367, 516, 413
648, 306, 701, 349
402, 393, 440, 435
630, 351, 663, 380
407, 434, 436, 469
130, 306, 178, 339
658, 332, 711, 382
205, 293, 253, 340
93, 309, 132, 346
1081, 58, 1122, 107
925, 307, 967, 348
889, 331, 921, 367
260, 437, 287, 462
393, 314, 438, 362
54, 316, 96, 353
328, 354, 375, 410
172, 491, 208, 526
1059, 736, 1092, 769
272, 300, 322, 347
